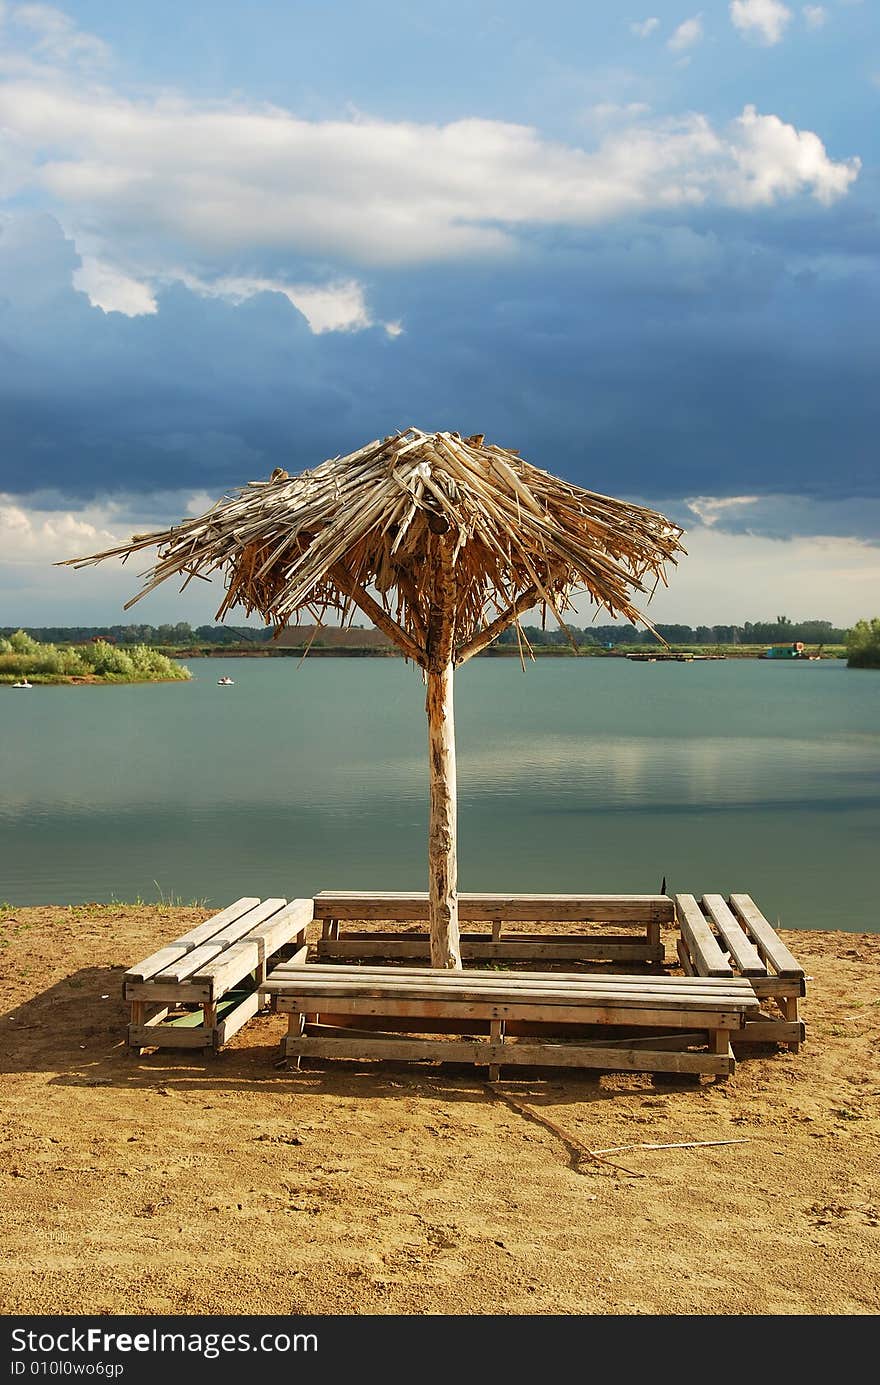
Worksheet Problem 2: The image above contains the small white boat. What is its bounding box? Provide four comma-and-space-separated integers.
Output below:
217, 676, 235, 685
12, 679, 33, 689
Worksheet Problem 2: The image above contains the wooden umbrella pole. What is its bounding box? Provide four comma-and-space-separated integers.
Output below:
426, 532, 462, 969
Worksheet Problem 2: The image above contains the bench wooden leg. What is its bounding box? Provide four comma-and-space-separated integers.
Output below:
491, 919, 503, 943
712, 1029, 735, 1080
284, 1011, 306, 1069
129, 1000, 146, 1054
203, 1001, 217, 1050
318, 918, 339, 956
780, 996, 801, 1052
488, 1019, 504, 1082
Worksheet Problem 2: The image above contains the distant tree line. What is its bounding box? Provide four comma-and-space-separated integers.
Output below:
0, 623, 273, 646
1, 615, 850, 648
495, 615, 848, 647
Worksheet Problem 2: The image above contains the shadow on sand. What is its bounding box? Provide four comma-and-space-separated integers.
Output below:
2, 965, 773, 1112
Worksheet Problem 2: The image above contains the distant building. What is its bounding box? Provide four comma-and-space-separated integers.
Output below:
272, 624, 393, 650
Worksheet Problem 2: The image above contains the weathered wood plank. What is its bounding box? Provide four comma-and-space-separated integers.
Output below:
265, 965, 755, 1003
313, 892, 673, 924
214, 989, 264, 1046
675, 895, 733, 977
124, 981, 210, 1003
677, 938, 696, 976
151, 898, 288, 984
193, 899, 312, 998
728, 895, 804, 977
128, 1024, 212, 1048
240, 898, 313, 960
268, 960, 751, 990
677, 951, 804, 995
195, 939, 261, 999
748, 975, 805, 999
701, 895, 765, 976
281, 1034, 732, 1075
264, 981, 753, 1010
123, 897, 262, 982
314, 935, 663, 963
271, 995, 752, 1028
737, 1019, 805, 1044
140, 1005, 170, 1027
303, 1012, 729, 1043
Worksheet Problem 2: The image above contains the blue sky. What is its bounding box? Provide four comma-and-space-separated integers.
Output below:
1, 0, 878, 625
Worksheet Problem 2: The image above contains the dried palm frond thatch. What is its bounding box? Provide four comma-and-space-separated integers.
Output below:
61, 427, 686, 967
61, 427, 684, 667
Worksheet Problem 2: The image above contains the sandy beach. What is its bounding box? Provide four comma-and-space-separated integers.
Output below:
1, 905, 878, 1316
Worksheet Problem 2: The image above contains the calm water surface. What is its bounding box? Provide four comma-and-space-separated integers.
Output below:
1, 657, 877, 931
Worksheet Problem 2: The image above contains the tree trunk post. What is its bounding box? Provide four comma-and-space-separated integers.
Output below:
426, 534, 461, 969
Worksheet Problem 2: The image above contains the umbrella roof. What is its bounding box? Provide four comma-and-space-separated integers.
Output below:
62, 427, 685, 667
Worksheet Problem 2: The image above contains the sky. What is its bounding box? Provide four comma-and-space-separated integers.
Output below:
0, 0, 878, 628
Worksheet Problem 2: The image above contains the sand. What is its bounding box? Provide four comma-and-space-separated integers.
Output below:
1, 904, 878, 1316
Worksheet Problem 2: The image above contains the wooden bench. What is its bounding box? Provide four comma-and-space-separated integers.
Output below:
675, 893, 805, 1050
314, 892, 672, 965
262, 962, 760, 1080
124, 897, 313, 1051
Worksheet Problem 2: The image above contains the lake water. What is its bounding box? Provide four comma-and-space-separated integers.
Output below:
1, 656, 877, 931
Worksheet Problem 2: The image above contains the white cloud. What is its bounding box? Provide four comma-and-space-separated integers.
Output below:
629, 17, 660, 37
668, 15, 704, 51
186, 274, 372, 334
0, 492, 257, 623
730, 0, 793, 45
68, 255, 396, 335
0, 76, 859, 269
802, 5, 827, 28
729, 104, 857, 205
7, 3, 110, 67
685, 495, 760, 526
173, 272, 399, 336
73, 256, 157, 315
0, 495, 122, 564
672, 492, 880, 544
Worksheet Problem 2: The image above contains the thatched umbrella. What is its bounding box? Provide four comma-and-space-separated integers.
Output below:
61, 427, 685, 968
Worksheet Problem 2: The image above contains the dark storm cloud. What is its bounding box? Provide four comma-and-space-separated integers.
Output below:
1, 208, 878, 521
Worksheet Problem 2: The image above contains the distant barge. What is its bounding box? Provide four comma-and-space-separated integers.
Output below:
625, 652, 725, 662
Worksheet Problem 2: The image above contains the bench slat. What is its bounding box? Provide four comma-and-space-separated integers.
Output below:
196, 940, 261, 998
675, 895, 733, 977
283, 1034, 732, 1075
239, 898, 313, 960
190, 900, 314, 998
701, 895, 765, 976
313, 892, 673, 924
152, 899, 288, 984
264, 977, 756, 1011
317, 938, 663, 963
268, 962, 752, 995
124, 897, 262, 982
273, 994, 752, 1029
728, 895, 803, 977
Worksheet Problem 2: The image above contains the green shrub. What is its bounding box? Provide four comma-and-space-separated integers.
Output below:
0, 633, 190, 682
80, 640, 136, 676
846, 618, 880, 669
6, 630, 41, 655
